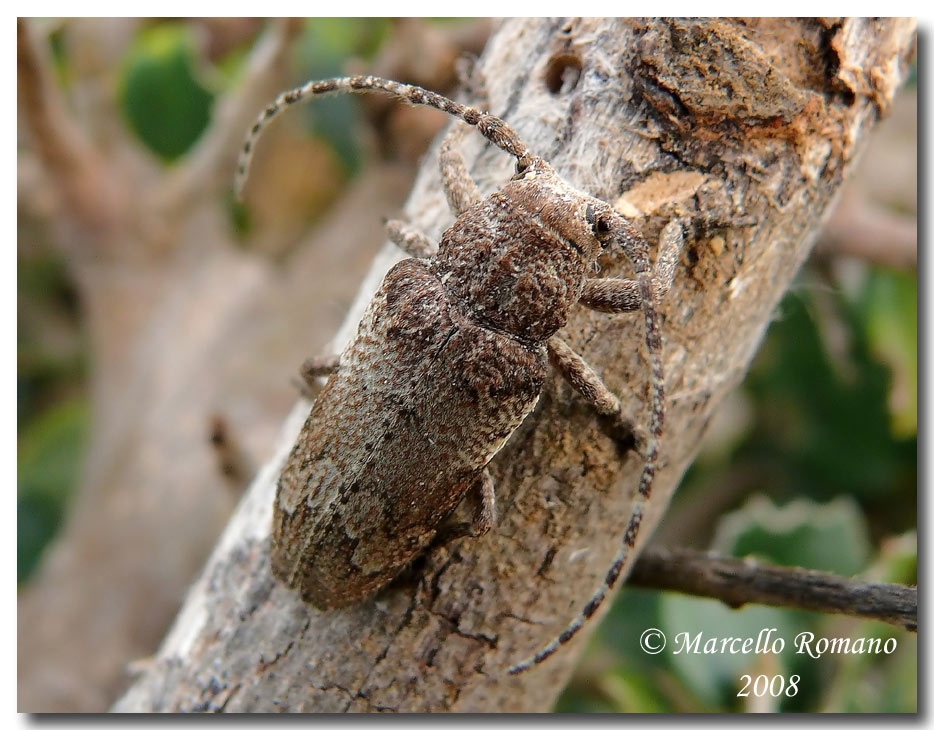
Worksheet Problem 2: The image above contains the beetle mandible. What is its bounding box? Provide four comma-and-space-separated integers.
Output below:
236, 75, 684, 674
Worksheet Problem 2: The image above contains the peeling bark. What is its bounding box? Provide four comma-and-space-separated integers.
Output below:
112, 18, 914, 712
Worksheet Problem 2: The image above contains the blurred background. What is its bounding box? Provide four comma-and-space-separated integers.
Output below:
18, 18, 916, 713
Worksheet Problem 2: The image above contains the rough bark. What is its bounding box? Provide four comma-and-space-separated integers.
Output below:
112, 18, 915, 712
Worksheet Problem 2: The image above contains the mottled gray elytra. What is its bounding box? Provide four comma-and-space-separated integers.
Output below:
236, 75, 683, 675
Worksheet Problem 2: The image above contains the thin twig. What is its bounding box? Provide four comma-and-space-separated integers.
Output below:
815, 198, 917, 269
629, 546, 917, 631
208, 414, 256, 494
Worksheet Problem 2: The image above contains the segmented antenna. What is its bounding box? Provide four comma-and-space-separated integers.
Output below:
235, 75, 529, 200
508, 224, 667, 675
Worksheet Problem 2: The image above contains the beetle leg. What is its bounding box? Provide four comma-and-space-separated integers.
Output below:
296, 353, 340, 398
578, 278, 641, 313
547, 337, 647, 456
548, 337, 621, 416
432, 469, 496, 546
300, 353, 339, 382
385, 219, 435, 258
653, 219, 685, 300
579, 220, 683, 313
467, 468, 496, 537
439, 123, 481, 216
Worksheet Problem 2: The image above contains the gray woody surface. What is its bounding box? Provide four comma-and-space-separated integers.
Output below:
115, 18, 916, 712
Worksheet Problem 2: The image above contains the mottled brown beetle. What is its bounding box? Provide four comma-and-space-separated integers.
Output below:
236, 76, 683, 674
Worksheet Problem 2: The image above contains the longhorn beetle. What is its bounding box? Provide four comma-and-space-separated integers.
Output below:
236, 75, 683, 675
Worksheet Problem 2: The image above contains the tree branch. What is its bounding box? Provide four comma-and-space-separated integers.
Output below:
113, 18, 916, 713
629, 547, 917, 631
17, 18, 125, 235
815, 197, 917, 269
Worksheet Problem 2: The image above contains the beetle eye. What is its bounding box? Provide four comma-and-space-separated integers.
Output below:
588, 207, 612, 246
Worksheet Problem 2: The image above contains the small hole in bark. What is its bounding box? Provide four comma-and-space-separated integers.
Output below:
544, 53, 582, 95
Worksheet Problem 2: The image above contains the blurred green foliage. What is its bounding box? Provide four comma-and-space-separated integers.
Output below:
861, 269, 917, 437
18, 245, 87, 583
18, 19, 916, 714
18, 399, 88, 581
120, 24, 214, 161
714, 496, 872, 575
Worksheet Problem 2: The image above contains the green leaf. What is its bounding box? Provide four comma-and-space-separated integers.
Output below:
18, 398, 88, 582
120, 24, 214, 161
595, 668, 673, 713
713, 495, 872, 576
858, 269, 917, 438
742, 289, 905, 500
659, 593, 796, 708
871, 531, 917, 585
820, 623, 916, 713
